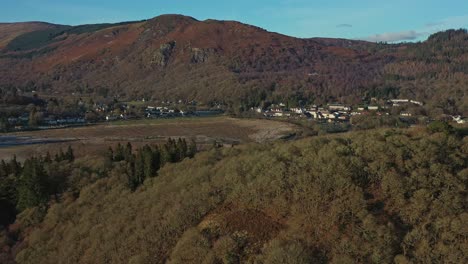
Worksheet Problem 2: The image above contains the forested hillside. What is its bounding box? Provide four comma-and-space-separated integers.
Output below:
1, 125, 466, 263
0, 15, 467, 115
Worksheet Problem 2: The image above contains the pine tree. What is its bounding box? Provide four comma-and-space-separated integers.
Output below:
125, 142, 133, 161
57, 148, 66, 162
126, 156, 138, 191
152, 147, 161, 175
106, 147, 114, 162
66, 146, 74, 162
0, 159, 8, 178
16, 158, 49, 211
114, 143, 125, 162
54, 153, 61, 163
9, 155, 21, 176
44, 152, 52, 163
160, 144, 172, 165
188, 139, 197, 158
134, 151, 145, 185
177, 138, 188, 161
142, 145, 155, 179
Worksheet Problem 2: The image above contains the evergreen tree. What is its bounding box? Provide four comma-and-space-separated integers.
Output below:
9, 155, 21, 176
142, 145, 155, 179
66, 146, 75, 162
44, 152, 52, 163
126, 156, 138, 191
54, 153, 61, 163
134, 151, 145, 186
125, 142, 133, 161
0, 159, 8, 178
160, 144, 172, 165
16, 158, 48, 211
188, 139, 197, 158
152, 147, 161, 175
114, 143, 125, 162
106, 147, 114, 162
177, 138, 188, 161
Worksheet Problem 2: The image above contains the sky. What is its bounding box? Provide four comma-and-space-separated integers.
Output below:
1, 0, 468, 42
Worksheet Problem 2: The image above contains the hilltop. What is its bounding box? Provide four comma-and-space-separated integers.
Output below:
0, 15, 467, 115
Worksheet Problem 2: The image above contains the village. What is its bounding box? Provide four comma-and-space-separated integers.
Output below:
2, 96, 467, 132
1, 99, 225, 131
255, 98, 467, 124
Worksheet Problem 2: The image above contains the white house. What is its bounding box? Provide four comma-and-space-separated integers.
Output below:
328, 104, 351, 111
290, 107, 304, 114
452, 115, 467, 124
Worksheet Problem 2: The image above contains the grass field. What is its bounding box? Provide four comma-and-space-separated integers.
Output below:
0, 117, 301, 161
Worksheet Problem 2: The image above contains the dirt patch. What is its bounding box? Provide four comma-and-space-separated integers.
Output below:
199, 204, 284, 253
0, 117, 301, 160
231, 118, 300, 143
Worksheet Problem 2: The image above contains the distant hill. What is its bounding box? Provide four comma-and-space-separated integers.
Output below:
0, 22, 60, 50
0, 15, 466, 115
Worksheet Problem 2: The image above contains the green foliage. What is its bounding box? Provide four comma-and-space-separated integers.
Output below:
107, 139, 197, 191
53, 147, 75, 163
16, 158, 48, 211
427, 120, 454, 134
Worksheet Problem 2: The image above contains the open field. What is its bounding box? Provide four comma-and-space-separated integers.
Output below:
0, 117, 301, 161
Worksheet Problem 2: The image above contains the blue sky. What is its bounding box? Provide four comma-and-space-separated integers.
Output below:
2, 0, 468, 42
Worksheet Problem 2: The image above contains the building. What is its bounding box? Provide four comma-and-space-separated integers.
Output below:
328, 104, 351, 111
452, 115, 467, 124
290, 107, 304, 114
389, 99, 424, 106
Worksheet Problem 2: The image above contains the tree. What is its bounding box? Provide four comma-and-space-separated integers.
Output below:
134, 151, 145, 185
44, 152, 52, 163
114, 143, 125, 162
177, 138, 188, 161
65, 146, 75, 162
188, 139, 197, 158
427, 121, 454, 134
125, 142, 133, 161
0, 160, 8, 178
151, 147, 161, 175
9, 155, 21, 177
142, 145, 156, 179
16, 158, 48, 211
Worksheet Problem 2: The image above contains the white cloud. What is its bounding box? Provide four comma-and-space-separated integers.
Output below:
361, 30, 423, 43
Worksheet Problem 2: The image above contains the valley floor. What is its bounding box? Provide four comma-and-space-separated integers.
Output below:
0, 116, 300, 160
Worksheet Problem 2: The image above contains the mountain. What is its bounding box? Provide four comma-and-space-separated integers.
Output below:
0, 15, 467, 115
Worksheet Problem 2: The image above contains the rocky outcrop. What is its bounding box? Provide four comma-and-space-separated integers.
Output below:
152, 41, 176, 66
190, 48, 214, 63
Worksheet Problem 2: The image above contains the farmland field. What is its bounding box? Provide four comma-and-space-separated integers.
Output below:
0, 117, 301, 160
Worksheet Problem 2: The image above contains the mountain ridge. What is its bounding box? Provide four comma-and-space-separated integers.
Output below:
0, 15, 466, 115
